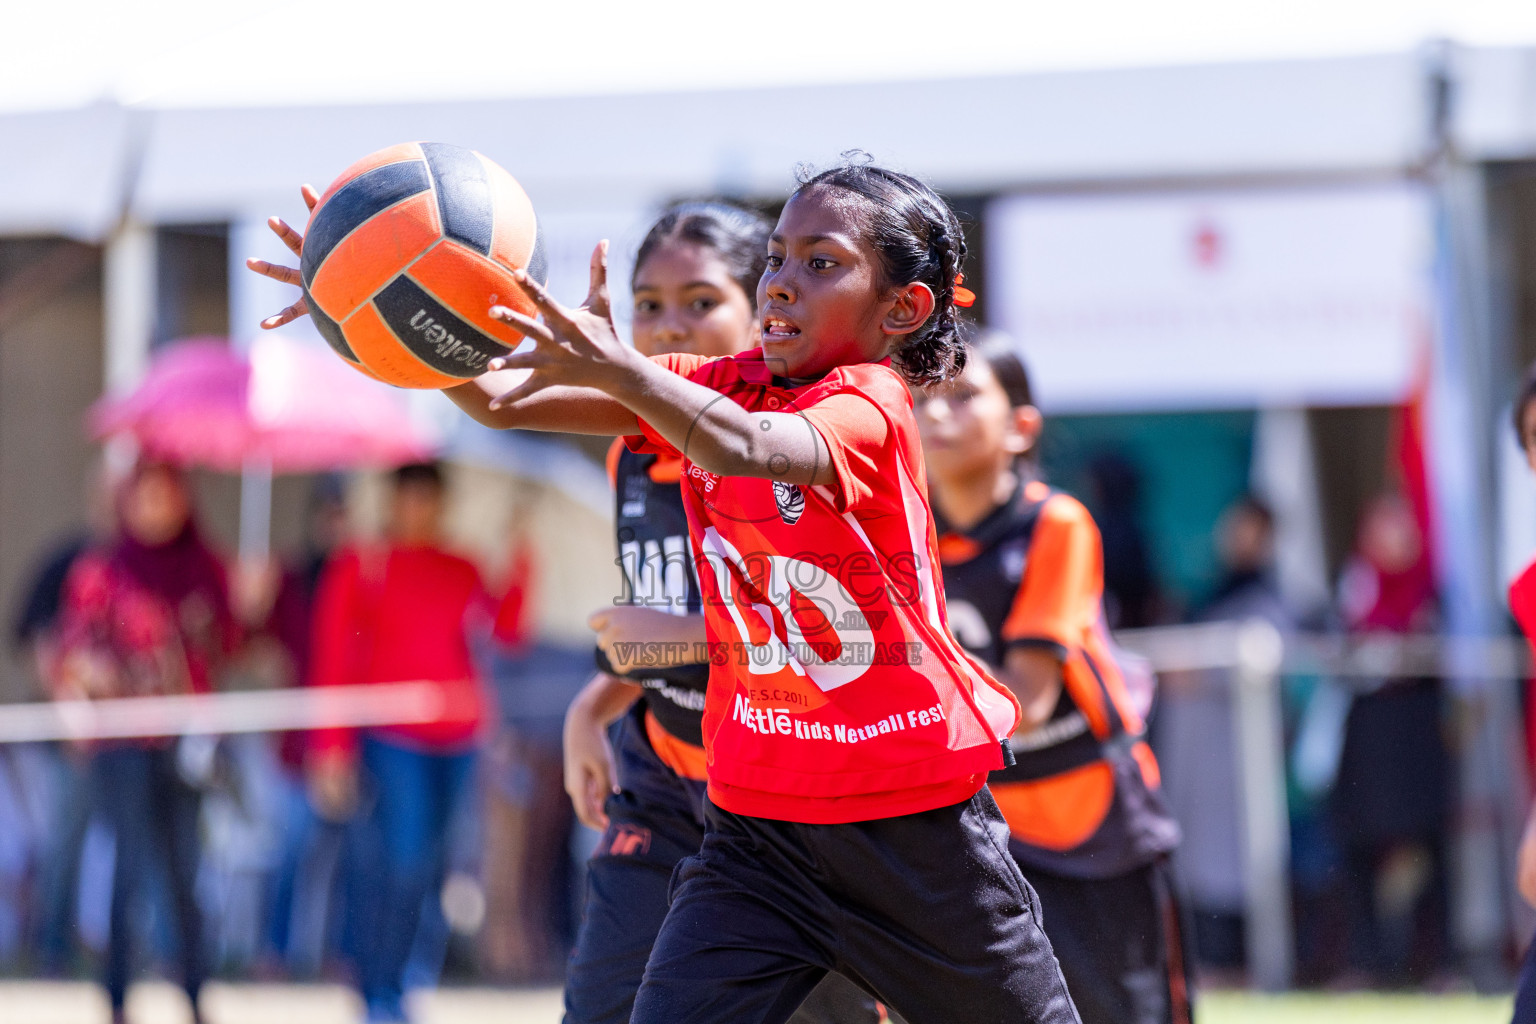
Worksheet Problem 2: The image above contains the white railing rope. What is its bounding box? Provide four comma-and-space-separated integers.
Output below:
0, 682, 447, 745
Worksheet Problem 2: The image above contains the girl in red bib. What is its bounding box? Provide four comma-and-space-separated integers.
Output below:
253, 159, 1078, 1024
563, 202, 890, 1024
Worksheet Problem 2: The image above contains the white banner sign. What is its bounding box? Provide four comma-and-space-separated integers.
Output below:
986, 183, 1432, 412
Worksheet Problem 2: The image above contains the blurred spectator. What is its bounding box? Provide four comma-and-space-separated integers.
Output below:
1156, 494, 1294, 974
481, 635, 589, 985
307, 462, 522, 1023
196, 528, 321, 974
1330, 493, 1450, 986
54, 460, 236, 1024
1507, 370, 1536, 1023
230, 556, 311, 692
299, 474, 350, 594
258, 476, 349, 978
1085, 453, 1162, 628
7, 458, 116, 974
11, 460, 116, 680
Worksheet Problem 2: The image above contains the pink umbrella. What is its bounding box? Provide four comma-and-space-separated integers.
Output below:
90, 335, 434, 473
91, 336, 436, 558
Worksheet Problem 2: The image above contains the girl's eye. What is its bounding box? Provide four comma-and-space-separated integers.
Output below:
634, 299, 659, 315
690, 298, 718, 314
810, 258, 834, 270
765, 254, 783, 269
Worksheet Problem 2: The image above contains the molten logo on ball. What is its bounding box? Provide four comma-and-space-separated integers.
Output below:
408, 309, 492, 371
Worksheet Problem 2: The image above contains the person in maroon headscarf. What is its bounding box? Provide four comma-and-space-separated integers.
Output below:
54, 460, 236, 1024
1330, 492, 1449, 986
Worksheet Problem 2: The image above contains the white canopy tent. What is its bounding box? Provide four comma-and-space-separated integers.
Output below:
0, 50, 1465, 240
130, 52, 1434, 225
0, 103, 136, 241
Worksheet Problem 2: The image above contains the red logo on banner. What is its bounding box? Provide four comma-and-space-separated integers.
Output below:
1191, 220, 1223, 270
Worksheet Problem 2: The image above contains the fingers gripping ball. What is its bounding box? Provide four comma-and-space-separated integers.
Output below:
299, 142, 548, 388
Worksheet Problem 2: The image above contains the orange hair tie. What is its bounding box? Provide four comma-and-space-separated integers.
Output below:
952, 273, 976, 308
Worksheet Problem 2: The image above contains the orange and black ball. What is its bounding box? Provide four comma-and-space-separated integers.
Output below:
300, 142, 547, 389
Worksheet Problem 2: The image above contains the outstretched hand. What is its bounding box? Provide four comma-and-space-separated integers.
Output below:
244, 184, 321, 329
485, 240, 640, 410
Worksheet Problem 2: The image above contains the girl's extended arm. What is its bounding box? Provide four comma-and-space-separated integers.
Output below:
489, 243, 833, 486
444, 373, 637, 434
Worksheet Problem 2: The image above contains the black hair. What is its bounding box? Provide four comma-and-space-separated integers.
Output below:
966, 328, 1034, 409
392, 461, 444, 490
793, 154, 969, 387
633, 202, 773, 302
1515, 360, 1536, 451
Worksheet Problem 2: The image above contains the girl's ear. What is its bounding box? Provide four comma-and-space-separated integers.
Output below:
1006, 405, 1044, 458
882, 282, 936, 338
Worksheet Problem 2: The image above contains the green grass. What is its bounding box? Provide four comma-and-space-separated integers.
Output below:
1199, 990, 1514, 1024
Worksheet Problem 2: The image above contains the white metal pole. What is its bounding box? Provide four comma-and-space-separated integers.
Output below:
238, 456, 273, 562
230, 214, 316, 562
104, 218, 156, 392
101, 219, 157, 472
1233, 618, 1293, 991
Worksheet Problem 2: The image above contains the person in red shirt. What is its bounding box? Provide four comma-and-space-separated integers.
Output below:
915, 336, 1188, 1024
1508, 364, 1536, 1024
251, 159, 1078, 1024
307, 461, 519, 1023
